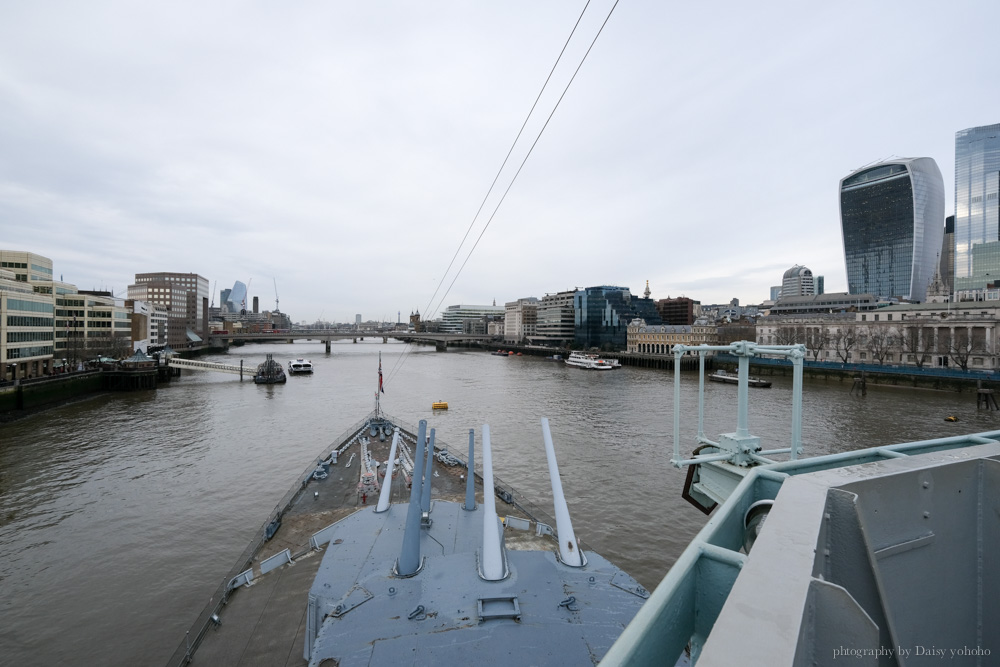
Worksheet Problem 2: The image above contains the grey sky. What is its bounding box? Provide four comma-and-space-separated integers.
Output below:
2, 1, 997, 323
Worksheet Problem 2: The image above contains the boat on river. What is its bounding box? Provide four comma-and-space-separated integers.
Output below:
174, 344, 999, 666
601, 341, 999, 664
564, 351, 619, 370
288, 358, 314, 375
253, 354, 286, 384
708, 368, 771, 387
172, 364, 648, 666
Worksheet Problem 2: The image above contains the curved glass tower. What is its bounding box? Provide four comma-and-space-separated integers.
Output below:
839, 157, 944, 302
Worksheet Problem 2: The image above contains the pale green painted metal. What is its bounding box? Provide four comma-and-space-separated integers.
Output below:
671, 342, 806, 469
601, 430, 1000, 666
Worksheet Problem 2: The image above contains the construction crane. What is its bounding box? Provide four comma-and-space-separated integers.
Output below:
273, 278, 280, 312
210, 280, 217, 308
241, 278, 252, 314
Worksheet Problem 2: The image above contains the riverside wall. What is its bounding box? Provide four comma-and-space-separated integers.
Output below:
0, 372, 105, 420
713, 356, 1000, 393
0, 367, 167, 422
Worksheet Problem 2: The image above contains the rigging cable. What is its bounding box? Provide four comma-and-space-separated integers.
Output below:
429, 0, 619, 320
385, 1, 596, 388
420, 0, 594, 322
386, 0, 620, 387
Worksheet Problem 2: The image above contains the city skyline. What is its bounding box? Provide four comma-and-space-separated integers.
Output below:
3, 2, 999, 322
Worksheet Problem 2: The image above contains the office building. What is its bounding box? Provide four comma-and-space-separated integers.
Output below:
225, 281, 247, 313
128, 300, 168, 352
940, 215, 955, 296
0, 251, 55, 380
954, 124, 1000, 294
128, 272, 209, 349
504, 297, 538, 343
57, 290, 132, 361
839, 157, 945, 301
574, 286, 662, 350
767, 292, 881, 315
439, 304, 505, 334
530, 291, 577, 347
1, 250, 133, 377
781, 266, 816, 299
655, 296, 698, 325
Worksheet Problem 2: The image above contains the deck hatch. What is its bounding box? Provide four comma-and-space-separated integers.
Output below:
477, 596, 521, 621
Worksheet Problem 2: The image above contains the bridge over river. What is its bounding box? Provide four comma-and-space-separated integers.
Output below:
209, 330, 495, 352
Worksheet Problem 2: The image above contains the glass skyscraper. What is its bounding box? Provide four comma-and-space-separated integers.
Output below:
839, 157, 944, 302
953, 124, 1000, 292
573, 286, 662, 349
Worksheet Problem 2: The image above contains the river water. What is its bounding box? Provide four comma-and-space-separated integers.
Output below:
1, 341, 995, 665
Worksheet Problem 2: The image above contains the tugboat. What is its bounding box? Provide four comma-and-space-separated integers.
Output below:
253, 354, 286, 384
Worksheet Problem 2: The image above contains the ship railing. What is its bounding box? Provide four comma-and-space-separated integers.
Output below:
168, 410, 583, 666
166, 413, 382, 667
602, 430, 1000, 666
672, 342, 806, 469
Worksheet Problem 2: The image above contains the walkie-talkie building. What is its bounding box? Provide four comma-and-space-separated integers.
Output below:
839, 157, 944, 302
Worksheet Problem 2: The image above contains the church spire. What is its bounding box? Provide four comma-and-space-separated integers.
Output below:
643, 280, 651, 299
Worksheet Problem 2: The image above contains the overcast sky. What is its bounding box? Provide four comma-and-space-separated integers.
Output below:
2, 1, 998, 323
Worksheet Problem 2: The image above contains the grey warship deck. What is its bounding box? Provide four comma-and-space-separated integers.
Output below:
181, 415, 595, 666
305, 499, 648, 666
189, 549, 323, 666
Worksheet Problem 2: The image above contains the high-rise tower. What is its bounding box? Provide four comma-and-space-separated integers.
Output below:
953, 124, 1000, 292
780, 265, 816, 298
839, 157, 944, 302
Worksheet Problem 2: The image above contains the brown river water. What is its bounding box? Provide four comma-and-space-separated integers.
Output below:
1, 340, 995, 665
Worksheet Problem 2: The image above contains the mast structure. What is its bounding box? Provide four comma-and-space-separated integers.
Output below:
375, 352, 385, 418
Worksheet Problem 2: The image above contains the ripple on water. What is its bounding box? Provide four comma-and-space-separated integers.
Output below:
1, 342, 997, 665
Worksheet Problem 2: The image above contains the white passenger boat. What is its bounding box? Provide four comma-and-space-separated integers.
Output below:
287, 358, 314, 375
564, 351, 619, 370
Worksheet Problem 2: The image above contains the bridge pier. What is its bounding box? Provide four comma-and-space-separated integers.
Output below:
353, 338, 357, 344
383, 337, 388, 344
325, 339, 331, 354
435, 341, 447, 352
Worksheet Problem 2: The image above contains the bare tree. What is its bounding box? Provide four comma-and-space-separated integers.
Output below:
900, 324, 933, 368
87, 332, 132, 360
949, 328, 982, 371
718, 323, 756, 344
774, 325, 805, 346
866, 325, 897, 365
832, 324, 859, 363
804, 326, 828, 361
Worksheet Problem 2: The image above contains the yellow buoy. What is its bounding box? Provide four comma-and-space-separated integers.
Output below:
432, 401, 448, 410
